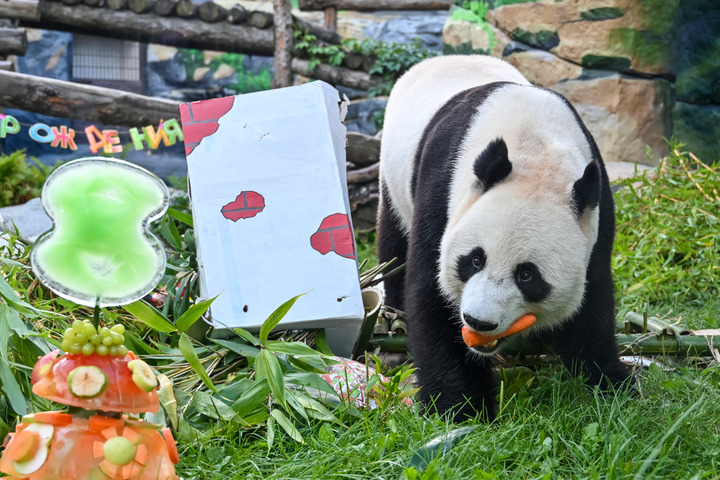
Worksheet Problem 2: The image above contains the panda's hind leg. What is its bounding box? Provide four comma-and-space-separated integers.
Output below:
377, 184, 408, 311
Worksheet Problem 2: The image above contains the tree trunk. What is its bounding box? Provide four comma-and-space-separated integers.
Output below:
20, 3, 276, 56
227, 4, 248, 24
106, 0, 128, 10
0, 70, 180, 126
128, 0, 155, 14
247, 10, 273, 29
298, 0, 451, 10
0, 28, 28, 57
175, 0, 197, 17
82, 0, 104, 7
291, 58, 380, 91
198, 1, 227, 22
293, 15, 341, 45
153, 0, 177, 16
323, 6, 337, 31
272, 0, 293, 89
0, 61, 15, 72
347, 162, 379, 184
0, 0, 40, 21
346, 132, 380, 167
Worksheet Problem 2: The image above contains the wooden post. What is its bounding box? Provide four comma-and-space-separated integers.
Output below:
0, 0, 40, 21
323, 6, 337, 31
272, 0, 293, 89
0, 28, 28, 57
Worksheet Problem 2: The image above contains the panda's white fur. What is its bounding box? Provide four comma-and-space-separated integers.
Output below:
377, 55, 632, 420
381, 56, 597, 339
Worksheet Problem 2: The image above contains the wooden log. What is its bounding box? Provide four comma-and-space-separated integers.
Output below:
298, 0, 452, 10
60, 0, 83, 5
0, 60, 15, 71
346, 132, 380, 167
176, 0, 198, 17
198, 1, 227, 22
21, 3, 276, 56
342, 52, 363, 70
247, 10, 273, 29
128, 0, 155, 13
82, 0, 104, 7
0, 0, 40, 21
106, 0, 128, 10
0, 28, 28, 57
272, 0, 293, 89
0, 70, 180, 126
347, 162, 379, 184
323, 6, 337, 31
291, 58, 380, 91
293, 15, 341, 45
153, 0, 177, 16
227, 4, 248, 24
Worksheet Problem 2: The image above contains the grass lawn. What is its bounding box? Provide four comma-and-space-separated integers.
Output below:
1, 143, 719, 479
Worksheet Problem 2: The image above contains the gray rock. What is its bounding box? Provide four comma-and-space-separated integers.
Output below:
15, 30, 72, 81
364, 11, 447, 51
0, 198, 52, 242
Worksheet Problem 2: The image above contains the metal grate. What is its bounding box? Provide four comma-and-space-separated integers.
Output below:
72, 34, 141, 82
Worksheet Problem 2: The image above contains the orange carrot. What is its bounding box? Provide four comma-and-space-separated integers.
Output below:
162, 428, 180, 465
30, 411, 73, 427
5, 430, 40, 463
462, 314, 537, 348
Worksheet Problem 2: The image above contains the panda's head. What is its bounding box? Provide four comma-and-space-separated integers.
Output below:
438, 137, 602, 355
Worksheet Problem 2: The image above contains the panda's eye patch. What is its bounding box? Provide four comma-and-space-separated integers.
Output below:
456, 247, 486, 283
514, 262, 552, 303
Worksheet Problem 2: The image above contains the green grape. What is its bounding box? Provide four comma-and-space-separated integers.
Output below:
61, 339, 73, 352
81, 343, 95, 356
100, 327, 111, 337
71, 320, 84, 332
109, 346, 119, 356
64, 327, 74, 339
69, 343, 83, 354
110, 332, 124, 345
110, 324, 125, 335
73, 332, 88, 344
91, 334, 102, 346
83, 323, 97, 337
117, 346, 128, 356
102, 336, 113, 347
96, 345, 109, 356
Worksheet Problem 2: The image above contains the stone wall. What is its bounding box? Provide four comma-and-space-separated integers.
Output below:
444, 0, 720, 165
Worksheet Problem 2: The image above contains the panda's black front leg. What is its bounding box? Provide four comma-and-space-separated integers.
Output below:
549, 270, 634, 390
404, 247, 498, 421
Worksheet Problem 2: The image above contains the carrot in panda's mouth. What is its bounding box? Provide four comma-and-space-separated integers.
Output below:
461, 314, 537, 348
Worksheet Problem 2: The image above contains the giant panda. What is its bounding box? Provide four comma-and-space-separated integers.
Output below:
377, 55, 633, 421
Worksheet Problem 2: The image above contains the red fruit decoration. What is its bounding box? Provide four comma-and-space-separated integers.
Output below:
0, 157, 179, 480
179, 96, 235, 155
310, 213, 356, 260
221, 191, 266, 221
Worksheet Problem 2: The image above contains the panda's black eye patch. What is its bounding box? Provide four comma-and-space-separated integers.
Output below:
456, 247, 486, 283
514, 262, 552, 303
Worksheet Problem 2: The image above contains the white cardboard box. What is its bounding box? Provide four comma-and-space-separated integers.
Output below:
180, 81, 364, 356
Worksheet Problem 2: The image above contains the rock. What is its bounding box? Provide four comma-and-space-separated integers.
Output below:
553, 73, 672, 164
502, 48, 582, 87
0, 198, 52, 242
346, 97, 387, 136
605, 161, 654, 182
15, 29, 72, 81
442, 14, 509, 56
146, 44, 177, 63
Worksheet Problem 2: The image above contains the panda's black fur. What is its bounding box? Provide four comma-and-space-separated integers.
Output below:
377, 56, 633, 421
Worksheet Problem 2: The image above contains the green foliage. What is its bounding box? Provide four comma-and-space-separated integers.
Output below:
612, 141, 720, 309
0, 151, 55, 208
293, 30, 438, 97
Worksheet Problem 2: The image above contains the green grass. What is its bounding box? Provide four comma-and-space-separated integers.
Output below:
173, 363, 720, 479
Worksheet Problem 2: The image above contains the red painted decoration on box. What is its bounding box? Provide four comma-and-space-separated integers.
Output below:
221, 191, 265, 221
310, 213, 355, 260
178, 96, 235, 155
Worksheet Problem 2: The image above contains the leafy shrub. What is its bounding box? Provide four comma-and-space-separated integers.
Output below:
0, 151, 53, 207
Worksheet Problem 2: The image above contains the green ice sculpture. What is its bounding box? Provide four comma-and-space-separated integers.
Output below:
31, 157, 169, 307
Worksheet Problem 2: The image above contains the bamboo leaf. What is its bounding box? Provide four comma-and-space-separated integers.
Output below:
176, 295, 217, 333
270, 409, 304, 443
167, 207, 193, 227
255, 350, 286, 409
0, 274, 47, 317
231, 378, 270, 418
178, 333, 217, 393
0, 357, 26, 415
266, 340, 322, 357
408, 426, 478, 471
313, 329, 334, 355
233, 328, 260, 346
209, 338, 261, 360
266, 415, 275, 451
259, 293, 306, 345
124, 300, 177, 333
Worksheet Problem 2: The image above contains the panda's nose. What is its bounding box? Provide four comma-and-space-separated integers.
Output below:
463, 314, 498, 332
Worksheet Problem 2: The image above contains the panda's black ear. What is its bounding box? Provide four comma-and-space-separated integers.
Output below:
571, 160, 601, 218
474, 138, 512, 192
